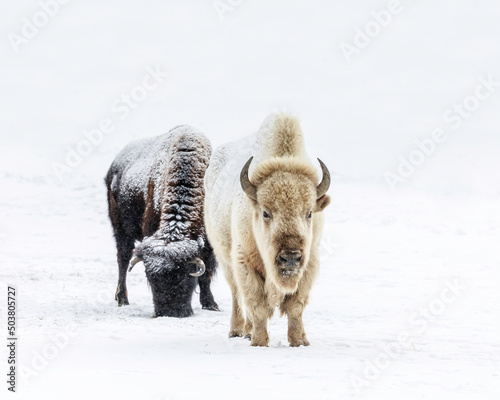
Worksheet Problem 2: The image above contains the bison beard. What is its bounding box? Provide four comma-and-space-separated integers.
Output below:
105, 126, 218, 317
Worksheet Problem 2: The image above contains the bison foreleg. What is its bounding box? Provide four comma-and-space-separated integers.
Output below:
243, 319, 253, 339
281, 294, 309, 347
227, 274, 245, 337
228, 294, 245, 338
199, 279, 219, 311
281, 254, 318, 347
199, 247, 219, 311
235, 265, 272, 347
248, 306, 270, 347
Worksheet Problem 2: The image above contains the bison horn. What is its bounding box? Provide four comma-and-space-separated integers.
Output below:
240, 157, 258, 201
128, 255, 142, 272
189, 258, 206, 277
316, 158, 331, 199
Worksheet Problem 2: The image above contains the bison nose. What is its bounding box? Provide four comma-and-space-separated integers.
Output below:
278, 251, 302, 268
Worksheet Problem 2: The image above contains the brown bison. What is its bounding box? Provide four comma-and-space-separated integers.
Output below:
204, 113, 331, 346
105, 126, 218, 317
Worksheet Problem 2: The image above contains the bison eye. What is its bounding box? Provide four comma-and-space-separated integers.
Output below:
307, 211, 313, 219
263, 211, 271, 219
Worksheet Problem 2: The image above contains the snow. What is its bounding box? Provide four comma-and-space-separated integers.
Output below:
1, 1, 500, 399
106, 125, 211, 275
205, 112, 312, 223
107, 125, 209, 218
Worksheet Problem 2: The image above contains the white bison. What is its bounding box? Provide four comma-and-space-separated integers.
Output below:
204, 113, 331, 346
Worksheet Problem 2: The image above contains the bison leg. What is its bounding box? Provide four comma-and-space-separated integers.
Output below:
222, 265, 245, 337
247, 307, 270, 347
228, 289, 245, 337
281, 254, 318, 347
244, 319, 253, 339
281, 295, 309, 347
280, 289, 311, 347
107, 187, 134, 306
115, 238, 134, 306
280, 255, 319, 347
235, 264, 271, 347
198, 246, 219, 311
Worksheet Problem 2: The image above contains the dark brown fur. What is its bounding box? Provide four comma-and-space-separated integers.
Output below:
105, 126, 218, 317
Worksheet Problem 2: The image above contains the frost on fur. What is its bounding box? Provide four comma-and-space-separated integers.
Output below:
105, 125, 219, 316
204, 112, 330, 345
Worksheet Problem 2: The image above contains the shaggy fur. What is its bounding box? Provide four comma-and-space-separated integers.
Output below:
105, 126, 218, 317
204, 113, 330, 346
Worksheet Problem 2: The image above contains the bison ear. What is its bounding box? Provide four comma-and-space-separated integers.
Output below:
315, 194, 331, 212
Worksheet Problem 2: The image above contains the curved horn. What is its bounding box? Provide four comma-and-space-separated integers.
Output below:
128, 255, 142, 272
316, 158, 331, 199
189, 258, 206, 277
240, 157, 258, 201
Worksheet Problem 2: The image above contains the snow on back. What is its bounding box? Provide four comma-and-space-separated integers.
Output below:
108, 125, 211, 271
258, 113, 308, 161
204, 113, 315, 229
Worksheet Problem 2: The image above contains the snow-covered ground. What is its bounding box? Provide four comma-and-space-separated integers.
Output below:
1, 1, 499, 399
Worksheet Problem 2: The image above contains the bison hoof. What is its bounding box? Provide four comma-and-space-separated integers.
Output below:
229, 330, 243, 338
289, 338, 310, 347
115, 294, 129, 307
250, 335, 269, 347
250, 340, 269, 347
202, 302, 220, 312
155, 308, 194, 318
115, 286, 129, 306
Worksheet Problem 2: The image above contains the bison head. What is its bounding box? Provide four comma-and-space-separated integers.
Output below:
240, 156, 331, 293
129, 236, 206, 317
